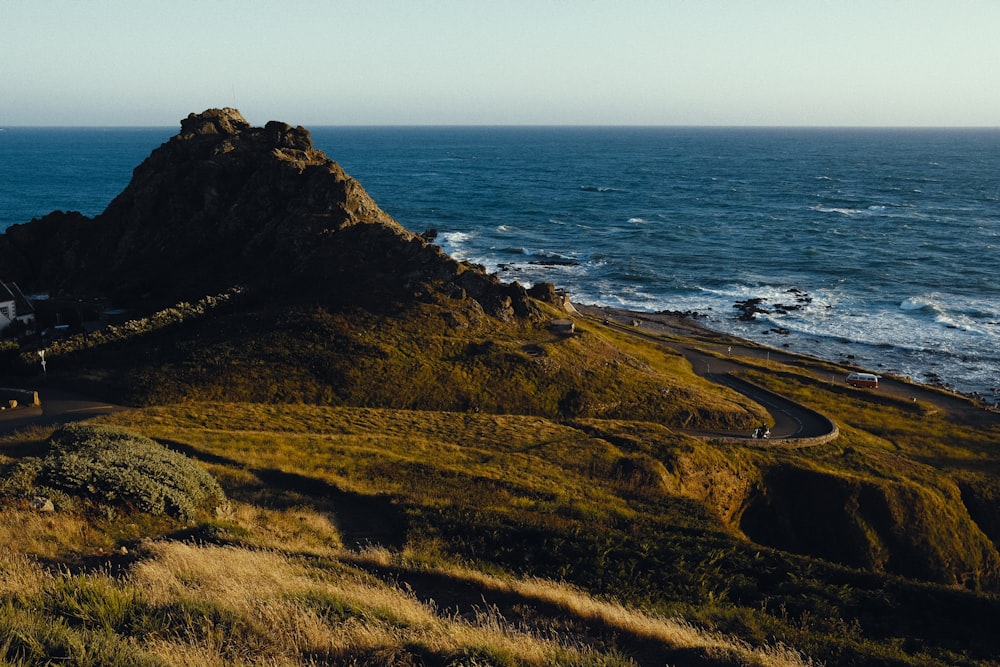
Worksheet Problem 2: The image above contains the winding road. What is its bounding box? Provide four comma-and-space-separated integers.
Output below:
577, 304, 1000, 442
670, 343, 838, 442
573, 304, 1000, 443
582, 312, 836, 443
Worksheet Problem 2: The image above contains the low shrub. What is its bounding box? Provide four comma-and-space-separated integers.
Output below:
21, 424, 225, 520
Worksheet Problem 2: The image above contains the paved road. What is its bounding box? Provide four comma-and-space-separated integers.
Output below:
689, 336, 1000, 430
578, 310, 838, 442
580, 305, 999, 437
0, 388, 126, 435
665, 342, 832, 439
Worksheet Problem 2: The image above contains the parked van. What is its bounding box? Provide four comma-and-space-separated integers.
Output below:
846, 372, 878, 388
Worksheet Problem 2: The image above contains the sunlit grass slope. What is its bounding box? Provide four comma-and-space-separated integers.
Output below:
4, 384, 1000, 666
0, 411, 811, 667
40, 296, 766, 431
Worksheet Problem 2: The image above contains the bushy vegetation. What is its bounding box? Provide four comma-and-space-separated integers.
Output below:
4, 423, 224, 520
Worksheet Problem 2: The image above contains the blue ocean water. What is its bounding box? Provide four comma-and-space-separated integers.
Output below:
2, 125, 999, 401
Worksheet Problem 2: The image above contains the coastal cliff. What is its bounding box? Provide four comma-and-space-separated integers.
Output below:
0, 108, 546, 319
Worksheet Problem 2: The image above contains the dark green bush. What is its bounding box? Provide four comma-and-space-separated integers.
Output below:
31, 424, 225, 520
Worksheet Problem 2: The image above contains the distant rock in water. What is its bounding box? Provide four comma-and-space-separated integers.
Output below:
0, 108, 548, 319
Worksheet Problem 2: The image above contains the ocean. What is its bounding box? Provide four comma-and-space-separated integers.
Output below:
2, 125, 999, 402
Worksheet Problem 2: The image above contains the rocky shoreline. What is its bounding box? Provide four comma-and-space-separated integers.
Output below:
574, 301, 1000, 415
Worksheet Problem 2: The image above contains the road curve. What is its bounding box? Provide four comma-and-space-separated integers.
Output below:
579, 311, 838, 443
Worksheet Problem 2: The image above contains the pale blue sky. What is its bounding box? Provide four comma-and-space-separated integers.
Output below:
2, 0, 998, 127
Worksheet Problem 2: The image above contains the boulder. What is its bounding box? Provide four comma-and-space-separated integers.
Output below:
30, 496, 55, 512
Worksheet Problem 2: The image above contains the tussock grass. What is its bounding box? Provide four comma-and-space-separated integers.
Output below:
0, 548, 47, 599
0, 509, 120, 563
0, 539, 654, 666
347, 547, 814, 667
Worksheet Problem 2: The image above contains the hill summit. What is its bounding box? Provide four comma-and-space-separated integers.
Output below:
0, 108, 548, 318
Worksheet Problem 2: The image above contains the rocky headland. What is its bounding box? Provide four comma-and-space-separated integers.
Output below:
0, 108, 554, 319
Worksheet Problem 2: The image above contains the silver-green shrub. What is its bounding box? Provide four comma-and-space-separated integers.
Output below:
31, 423, 225, 520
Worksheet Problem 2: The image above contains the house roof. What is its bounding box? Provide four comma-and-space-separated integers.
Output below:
0, 280, 35, 316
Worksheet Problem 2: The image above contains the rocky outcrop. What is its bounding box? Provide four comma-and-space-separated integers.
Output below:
0, 108, 544, 320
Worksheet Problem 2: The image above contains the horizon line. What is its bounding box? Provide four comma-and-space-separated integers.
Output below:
3, 123, 999, 131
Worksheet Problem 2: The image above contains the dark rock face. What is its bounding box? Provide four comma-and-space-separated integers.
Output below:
0, 108, 543, 320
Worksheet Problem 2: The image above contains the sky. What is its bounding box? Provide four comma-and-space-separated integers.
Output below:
2, 0, 999, 127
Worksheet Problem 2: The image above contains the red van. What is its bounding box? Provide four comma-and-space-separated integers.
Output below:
847, 372, 878, 388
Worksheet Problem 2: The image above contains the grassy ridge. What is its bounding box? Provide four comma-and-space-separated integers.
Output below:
35, 296, 765, 430
0, 412, 811, 667
3, 388, 999, 665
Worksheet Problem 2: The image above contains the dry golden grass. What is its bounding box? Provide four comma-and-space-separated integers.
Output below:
212, 502, 344, 554
0, 547, 47, 599
0, 509, 115, 562
129, 539, 638, 666
348, 546, 813, 667
104, 537, 812, 666
0, 507, 814, 667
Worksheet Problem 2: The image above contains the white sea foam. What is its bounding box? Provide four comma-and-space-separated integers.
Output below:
441, 230, 473, 244
811, 204, 863, 216
898, 294, 999, 335
438, 231, 475, 260
900, 295, 940, 313
568, 271, 1000, 397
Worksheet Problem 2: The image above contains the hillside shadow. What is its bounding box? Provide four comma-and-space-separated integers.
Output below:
349, 561, 756, 667
254, 468, 408, 549
159, 439, 409, 550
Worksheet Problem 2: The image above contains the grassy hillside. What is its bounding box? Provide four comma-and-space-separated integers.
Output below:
28, 293, 766, 431
3, 353, 1000, 667
4, 298, 1000, 665
9, 109, 999, 664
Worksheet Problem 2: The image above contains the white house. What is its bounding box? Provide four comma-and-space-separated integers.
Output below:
0, 280, 35, 335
